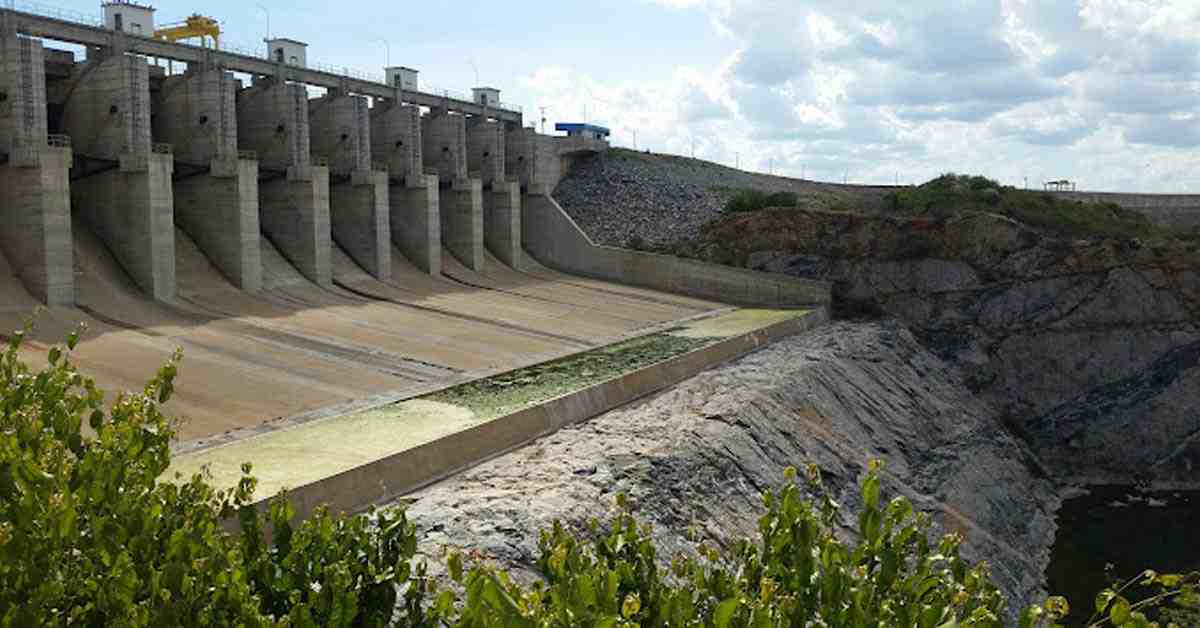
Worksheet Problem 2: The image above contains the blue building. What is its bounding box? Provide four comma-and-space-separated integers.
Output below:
555, 123, 611, 141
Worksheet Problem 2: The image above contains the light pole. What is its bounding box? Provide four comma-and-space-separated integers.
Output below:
256, 4, 271, 61
539, 106, 548, 134
256, 4, 270, 42
378, 39, 390, 68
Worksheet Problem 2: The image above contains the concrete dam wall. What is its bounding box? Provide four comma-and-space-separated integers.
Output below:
0, 22, 831, 451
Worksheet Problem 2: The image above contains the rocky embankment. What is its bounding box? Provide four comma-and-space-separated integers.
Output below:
555, 151, 1199, 486
555, 149, 894, 248
686, 209, 1200, 486
403, 151, 1197, 620
409, 322, 1057, 616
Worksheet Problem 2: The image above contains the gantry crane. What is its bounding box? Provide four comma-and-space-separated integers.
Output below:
154, 14, 221, 48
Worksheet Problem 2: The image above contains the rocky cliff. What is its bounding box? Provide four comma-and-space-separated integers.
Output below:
408, 322, 1058, 617
684, 209, 1200, 486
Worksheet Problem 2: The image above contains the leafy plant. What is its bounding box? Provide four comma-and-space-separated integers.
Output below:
447, 462, 1010, 627
0, 319, 437, 627
722, 189, 800, 214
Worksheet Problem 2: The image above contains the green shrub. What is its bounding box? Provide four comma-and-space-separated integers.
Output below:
2, 322, 1195, 626
722, 189, 800, 214
0, 320, 436, 627
885, 173, 1167, 240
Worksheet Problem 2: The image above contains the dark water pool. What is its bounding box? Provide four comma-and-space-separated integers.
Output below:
1045, 486, 1200, 627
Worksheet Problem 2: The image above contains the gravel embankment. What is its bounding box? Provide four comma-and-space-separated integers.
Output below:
553, 149, 896, 247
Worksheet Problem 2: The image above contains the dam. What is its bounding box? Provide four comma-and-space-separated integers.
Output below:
0, 3, 831, 512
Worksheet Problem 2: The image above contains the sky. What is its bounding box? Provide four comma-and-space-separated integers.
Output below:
42, 0, 1200, 191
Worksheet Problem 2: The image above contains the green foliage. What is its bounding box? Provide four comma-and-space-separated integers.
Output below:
884, 173, 1166, 240
1022, 570, 1200, 628
722, 188, 800, 214
0, 320, 436, 627
447, 461, 1009, 627
2, 322, 1194, 627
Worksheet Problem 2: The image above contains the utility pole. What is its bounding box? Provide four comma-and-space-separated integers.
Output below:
539, 106, 548, 134
690, 137, 695, 159
735, 152, 739, 169
632, 129, 638, 150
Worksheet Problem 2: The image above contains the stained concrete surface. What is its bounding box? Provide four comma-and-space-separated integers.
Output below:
168, 307, 812, 499
1, 218, 724, 444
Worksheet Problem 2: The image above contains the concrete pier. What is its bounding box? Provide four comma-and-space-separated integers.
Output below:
370, 100, 439, 274
62, 52, 175, 300
425, 109, 481, 270
393, 175, 441, 275
154, 68, 261, 291
506, 126, 560, 191
0, 33, 73, 305
466, 118, 505, 186
422, 108, 467, 184
237, 79, 331, 285
484, 181, 521, 270
440, 178, 483, 271
310, 93, 389, 280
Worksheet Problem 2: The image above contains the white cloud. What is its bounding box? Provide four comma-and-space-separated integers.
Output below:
523, 0, 1200, 192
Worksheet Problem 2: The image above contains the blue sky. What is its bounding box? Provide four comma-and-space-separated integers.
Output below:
42, 0, 1200, 191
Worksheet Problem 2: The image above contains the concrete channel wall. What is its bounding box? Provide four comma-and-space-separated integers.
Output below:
521, 191, 832, 306
261, 306, 829, 520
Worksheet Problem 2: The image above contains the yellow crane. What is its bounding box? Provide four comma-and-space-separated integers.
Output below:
154, 14, 221, 48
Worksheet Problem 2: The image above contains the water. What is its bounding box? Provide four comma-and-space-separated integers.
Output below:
1045, 486, 1200, 627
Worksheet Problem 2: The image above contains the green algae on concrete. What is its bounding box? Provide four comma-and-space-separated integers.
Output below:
425, 333, 709, 421
168, 399, 478, 498
169, 308, 815, 496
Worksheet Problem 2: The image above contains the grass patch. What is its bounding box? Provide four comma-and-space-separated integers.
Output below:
425, 333, 711, 421
886, 173, 1167, 240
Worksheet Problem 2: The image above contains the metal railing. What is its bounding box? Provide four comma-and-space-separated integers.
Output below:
151, 142, 172, 154
309, 61, 383, 84
423, 85, 474, 104
47, 134, 70, 147
9, 1, 103, 27
2, 4, 524, 115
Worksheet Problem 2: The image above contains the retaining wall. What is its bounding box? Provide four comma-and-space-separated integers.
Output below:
261, 306, 829, 519
521, 192, 831, 306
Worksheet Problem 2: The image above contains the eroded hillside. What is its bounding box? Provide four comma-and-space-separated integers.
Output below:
409, 322, 1057, 617
556, 155, 1200, 487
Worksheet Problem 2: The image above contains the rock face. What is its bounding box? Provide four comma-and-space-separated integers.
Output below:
554, 149, 893, 248
691, 209, 1200, 485
408, 322, 1058, 618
